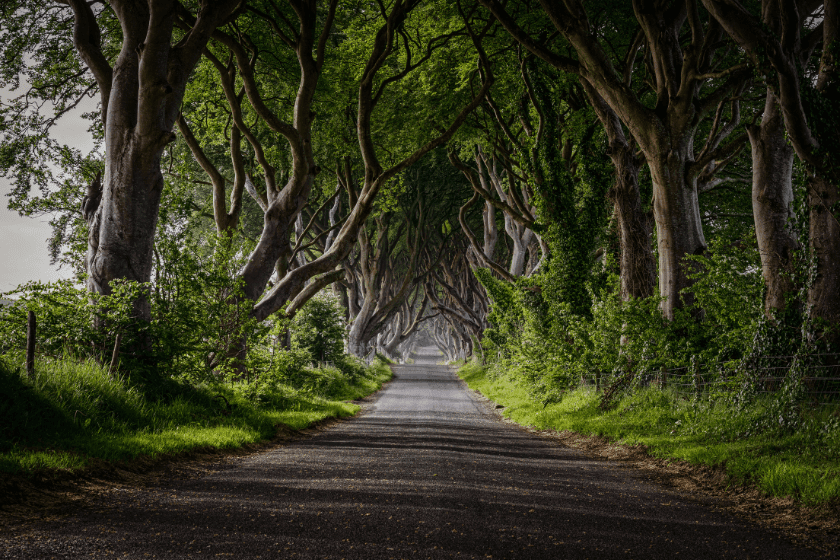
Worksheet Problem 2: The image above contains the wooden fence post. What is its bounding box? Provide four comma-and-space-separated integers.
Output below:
690, 355, 700, 398
660, 365, 668, 389
26, 310, 36, 378
109, 332, 122, 376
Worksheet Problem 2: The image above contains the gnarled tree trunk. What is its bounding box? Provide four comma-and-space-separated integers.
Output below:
749, 91, 798, 315
71, 0, 241, 323
648, 139, 708, 315
583, 80, 655, 300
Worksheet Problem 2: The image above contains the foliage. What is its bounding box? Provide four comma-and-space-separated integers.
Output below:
685, 234, 764, 357
475, 226, 772, 405
527, 62, 612, 318
150, 229, 265, 384
0, 232, 263, 388
290, 290, 347, 364
0, 279, 144, 363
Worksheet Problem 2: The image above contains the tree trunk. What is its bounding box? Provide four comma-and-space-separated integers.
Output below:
808, 174, 840, 344
748, 91, 798, 315
87, 139, 166, 321
583, 80, 655, 301
483, 201, 498, 259
347, 334, 369, 359
380, 334, 402, 362
648, 145, 707, 318
71, 0, 241, 324
610, 144, 655, 300
347, 299, 375, 358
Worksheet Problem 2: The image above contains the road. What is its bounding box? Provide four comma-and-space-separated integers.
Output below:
0, 348, 826, 558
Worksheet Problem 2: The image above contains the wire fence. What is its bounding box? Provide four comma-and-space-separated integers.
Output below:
577, 354, 840, 408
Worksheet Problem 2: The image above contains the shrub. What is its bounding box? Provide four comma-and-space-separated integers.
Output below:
290, 291, 346, 364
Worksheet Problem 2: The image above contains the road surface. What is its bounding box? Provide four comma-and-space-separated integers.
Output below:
0, 348, 825, 558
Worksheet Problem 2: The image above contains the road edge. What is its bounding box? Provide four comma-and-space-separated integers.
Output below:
0, 367, 397, 533
450, 364, 840, 555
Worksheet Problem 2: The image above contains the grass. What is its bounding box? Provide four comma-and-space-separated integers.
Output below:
0, 354, 391, 475
458, 361, 840, 506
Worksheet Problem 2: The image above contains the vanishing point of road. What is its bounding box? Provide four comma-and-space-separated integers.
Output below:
0, 348, 826, 559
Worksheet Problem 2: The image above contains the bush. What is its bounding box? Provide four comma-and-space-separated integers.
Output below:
472, 230, 770, 405
0, 233, 267, 389
290, 291, 346, 364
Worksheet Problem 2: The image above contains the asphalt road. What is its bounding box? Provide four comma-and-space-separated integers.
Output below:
0, 347, 828, 559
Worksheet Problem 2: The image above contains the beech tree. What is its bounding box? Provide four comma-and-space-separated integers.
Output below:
700, 0, 839, 342
451, 147, 544, 282
114, 0, 494, 370
345, 209, 427, 357
80, 1, 240, 319
448, 10, 653, 303
341, 154, 467, 357
480, 0, 750, 318
200, 0, 492, 329
376, 289, 431, 361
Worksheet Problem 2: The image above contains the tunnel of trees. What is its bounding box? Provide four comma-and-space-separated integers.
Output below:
1, 0, 839, 412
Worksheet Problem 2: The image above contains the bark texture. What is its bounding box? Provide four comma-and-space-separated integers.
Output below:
748, 92, 798, 314
702, 0, 840, 343
69, 0, 242, 321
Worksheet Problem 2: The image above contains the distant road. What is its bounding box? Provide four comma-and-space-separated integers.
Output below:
0, 349, 821, 558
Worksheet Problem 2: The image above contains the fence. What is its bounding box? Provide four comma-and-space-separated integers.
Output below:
577, 353, 840, 408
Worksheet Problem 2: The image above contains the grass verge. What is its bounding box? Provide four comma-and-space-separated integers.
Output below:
0, 355, 391, 476
458, 361, 840, 506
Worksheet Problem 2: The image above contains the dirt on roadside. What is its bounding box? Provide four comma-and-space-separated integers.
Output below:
470, 385, 840, 554
0, 374, 393, 534
0, 421, 335, 532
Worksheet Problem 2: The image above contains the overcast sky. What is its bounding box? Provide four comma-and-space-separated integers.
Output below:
0, 91, 96, 294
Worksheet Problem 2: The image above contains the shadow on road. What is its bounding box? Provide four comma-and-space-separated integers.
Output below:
0, 362, 825, 559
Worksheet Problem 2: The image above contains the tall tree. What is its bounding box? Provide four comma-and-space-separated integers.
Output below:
212, 0, 493, 325
69, 0, 241, 320
701, 0, 840, 342
480, 0, 750, 318
749, 89, 799, 315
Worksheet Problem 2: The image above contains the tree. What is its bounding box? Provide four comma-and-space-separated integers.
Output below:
376, 289, 431, 361
186, 0, 492, 331
480, 0, 750, 318
700, 0, 840, 343
60, 0, 240, 320
749, 89, 799, 315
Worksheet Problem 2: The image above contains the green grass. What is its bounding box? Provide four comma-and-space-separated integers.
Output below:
459, 361, 840, 506
0, 355, 391, 475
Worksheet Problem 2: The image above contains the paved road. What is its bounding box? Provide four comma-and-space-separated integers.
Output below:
0, 349, 827, 559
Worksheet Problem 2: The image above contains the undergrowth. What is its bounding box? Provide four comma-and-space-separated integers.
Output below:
459, 361, 840, 506
0, 354, 391, 475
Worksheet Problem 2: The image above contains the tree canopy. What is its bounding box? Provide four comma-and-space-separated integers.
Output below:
2, 0, 839, 380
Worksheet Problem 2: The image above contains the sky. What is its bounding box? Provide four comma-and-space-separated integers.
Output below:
0, 200, 71, 293
0, 91, 96, 294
